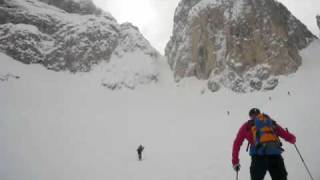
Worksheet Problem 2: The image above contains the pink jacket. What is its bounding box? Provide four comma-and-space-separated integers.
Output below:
232, 120, 296, 166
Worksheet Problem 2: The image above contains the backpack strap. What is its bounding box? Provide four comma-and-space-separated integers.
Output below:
247, 116, 278, 143
268, 119, 283, 147
246, 116, 284, 153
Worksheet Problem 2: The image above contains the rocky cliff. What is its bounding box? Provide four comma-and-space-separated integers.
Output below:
0, 0, 159, 73
38, 0, 102, 15
166, 0, 316, 92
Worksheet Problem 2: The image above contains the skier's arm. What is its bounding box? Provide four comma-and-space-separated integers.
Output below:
275, 124, 296, 144
232, 123, 247, 166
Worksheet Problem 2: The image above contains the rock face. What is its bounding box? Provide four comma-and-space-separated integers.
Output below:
38, 0, 102, 15
100, 23, 161, 90
114, 23, 160, 58
0, 0, 159, 73
166, 0, 316, 92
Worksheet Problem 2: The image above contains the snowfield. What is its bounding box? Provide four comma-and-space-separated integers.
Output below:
1, 41, 320, 180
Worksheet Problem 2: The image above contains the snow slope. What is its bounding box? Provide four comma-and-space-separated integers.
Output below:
1, 40, 320, 180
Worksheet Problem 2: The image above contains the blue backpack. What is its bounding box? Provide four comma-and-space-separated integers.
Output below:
249, 114, 284, 155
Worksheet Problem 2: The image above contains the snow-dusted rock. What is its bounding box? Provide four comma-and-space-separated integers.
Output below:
207, 79, 220, 92
166, 0, 316, 92
263, 78, 278, 91
0, 0, 64, 34
0, 0, 160, 77
0, 23, 53, 64
38, 0, 101, 15
44, 16, 120, 72
113, 23, 160, 59
0, 0, 120, 72
99, 23, 161, 90
96, 23, 161, 90
0, 0, 161, 89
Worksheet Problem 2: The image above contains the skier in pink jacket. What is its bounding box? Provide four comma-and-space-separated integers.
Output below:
232, 108, 296, 180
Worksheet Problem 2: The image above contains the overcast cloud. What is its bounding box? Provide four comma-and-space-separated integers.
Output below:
93, 0, 319, 54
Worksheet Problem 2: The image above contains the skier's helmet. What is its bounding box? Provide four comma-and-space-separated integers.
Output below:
249, 108, 260, 117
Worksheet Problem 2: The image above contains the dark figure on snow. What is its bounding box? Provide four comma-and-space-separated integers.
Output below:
137, 145, 144, 161
232, 108, 296, 180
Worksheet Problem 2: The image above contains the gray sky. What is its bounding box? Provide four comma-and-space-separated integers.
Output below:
92, 0, 319, 54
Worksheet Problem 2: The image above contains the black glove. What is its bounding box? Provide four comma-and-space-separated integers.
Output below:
233, 164, 240, 172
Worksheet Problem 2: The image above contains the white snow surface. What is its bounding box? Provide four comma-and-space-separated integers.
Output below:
1, 40, 320, 180
100, 51, 160, 90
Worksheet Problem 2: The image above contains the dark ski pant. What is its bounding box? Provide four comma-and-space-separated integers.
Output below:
250, 155, 287, 180
138, 152, 142, 160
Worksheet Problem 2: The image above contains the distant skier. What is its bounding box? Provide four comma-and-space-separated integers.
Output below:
232, 108, 296, 180
137, 145, 144, 161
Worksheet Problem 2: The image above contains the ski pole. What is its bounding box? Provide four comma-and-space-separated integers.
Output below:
286, 128, 315, 180
293, 143, 315, 180
236, 170, 239, 180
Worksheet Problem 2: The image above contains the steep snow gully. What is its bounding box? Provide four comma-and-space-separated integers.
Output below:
1, 41, 320, 180
1, 0, 320, 180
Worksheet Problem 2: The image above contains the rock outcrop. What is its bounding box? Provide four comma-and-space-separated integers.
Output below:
166, 0, 316, 92
0, 0, 159, 73
114, 23, 160, 58
38, 0, 102, 15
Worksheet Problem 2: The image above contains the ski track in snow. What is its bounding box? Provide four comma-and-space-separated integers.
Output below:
1, 41, 320, 180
